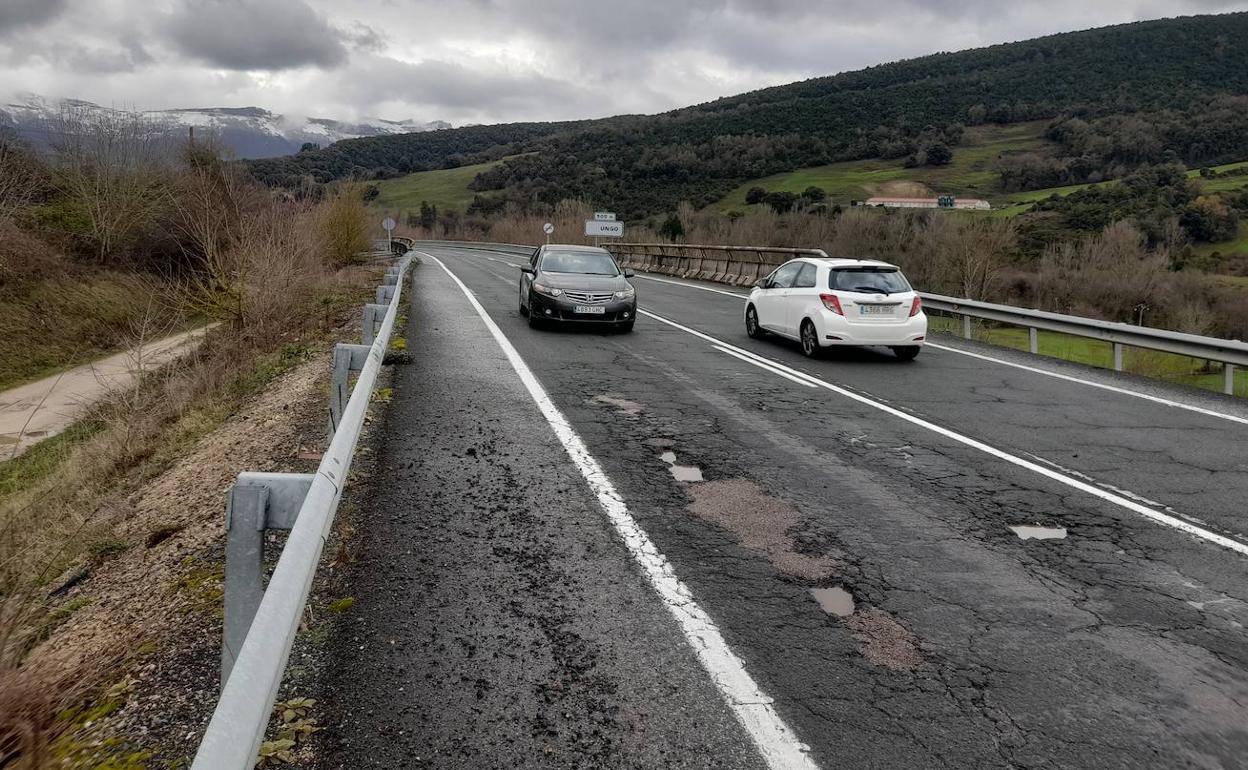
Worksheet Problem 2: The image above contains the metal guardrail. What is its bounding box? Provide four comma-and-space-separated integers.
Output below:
605, 242, 1243, 395
921, 293, 1247, 392
192, 255, 414, 769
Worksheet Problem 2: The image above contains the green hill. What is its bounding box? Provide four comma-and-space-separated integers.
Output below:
250, 12, 1248, 219
716, 123, 1050, 209
371, 159, 503, 213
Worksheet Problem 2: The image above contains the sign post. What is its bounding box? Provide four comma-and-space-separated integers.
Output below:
381, 216, 396, 252
542, 222, 554, 244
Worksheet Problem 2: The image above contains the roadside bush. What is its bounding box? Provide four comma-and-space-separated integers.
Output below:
317, 185, 371, 267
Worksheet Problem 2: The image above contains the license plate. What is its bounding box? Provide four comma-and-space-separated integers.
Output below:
859, 305, 893, 316
574, 305, 606, 314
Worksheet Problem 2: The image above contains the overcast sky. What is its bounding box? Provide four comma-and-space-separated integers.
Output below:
2, 0, 1245, 125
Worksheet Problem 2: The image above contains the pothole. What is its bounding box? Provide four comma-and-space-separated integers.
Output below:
659, 450, 703, 482
685, 478, 834, 581
590, 394, 644, 416
810, 586, 855, 617
1009, 524, 1068, 540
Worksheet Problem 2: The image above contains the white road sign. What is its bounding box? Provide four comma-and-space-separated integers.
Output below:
543, 222, 555, 234
594, 211, 616, 222
585, 220, 624, 238
381, 217, 396, 231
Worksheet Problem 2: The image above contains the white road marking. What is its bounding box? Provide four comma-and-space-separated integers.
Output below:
923, 342, 1248, 426
714, 346, 816, 388
639, 308, 1248, 558
634, 273, 751, 298
612, 267, 1246, 426
423, 253, 820, 770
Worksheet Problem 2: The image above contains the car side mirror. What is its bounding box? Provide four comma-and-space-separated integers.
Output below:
520, 266, 535, 275
623, 269, 635, 278
755, 279, 769, 289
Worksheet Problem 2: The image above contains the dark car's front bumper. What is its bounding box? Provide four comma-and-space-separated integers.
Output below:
529, 293, 636, 324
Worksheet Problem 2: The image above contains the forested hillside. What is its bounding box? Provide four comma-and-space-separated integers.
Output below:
249, 12, 1248, 219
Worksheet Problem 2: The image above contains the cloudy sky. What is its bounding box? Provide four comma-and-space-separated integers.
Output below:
1, 0, 1245, 125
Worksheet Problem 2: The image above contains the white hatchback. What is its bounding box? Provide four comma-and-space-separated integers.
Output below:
744, 257, 927, 360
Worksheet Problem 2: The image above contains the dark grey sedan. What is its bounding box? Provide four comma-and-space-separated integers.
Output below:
519, 245, 637, 332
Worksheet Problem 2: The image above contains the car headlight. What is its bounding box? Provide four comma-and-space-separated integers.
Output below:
533, 283, 562, 297
613, 287, 635, 300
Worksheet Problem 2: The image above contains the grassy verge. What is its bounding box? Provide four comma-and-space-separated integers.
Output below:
0, 269, 193, 392
929, 315, 1246, 397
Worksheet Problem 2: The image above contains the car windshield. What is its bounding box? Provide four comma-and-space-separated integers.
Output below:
828, 267, 911, 294
541, 251, 619, 275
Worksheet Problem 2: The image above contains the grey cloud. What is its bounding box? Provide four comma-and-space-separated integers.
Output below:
335, 54, 598, 120
163, 0, 347, 70
344, 22, 386, 53
0, 0, 69, 37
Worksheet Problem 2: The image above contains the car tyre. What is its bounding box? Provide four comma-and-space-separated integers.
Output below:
892, 345, 921, 361
745, 304, 764, 339
800, 319, 821, 358
519, 298, 529, 316
527, 311, 543, 329
618, 319, 635, 333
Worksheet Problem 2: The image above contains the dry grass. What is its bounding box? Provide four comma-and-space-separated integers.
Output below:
0, 133, 380, 766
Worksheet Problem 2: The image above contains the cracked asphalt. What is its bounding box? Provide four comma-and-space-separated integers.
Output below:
313, 245, 1248, 769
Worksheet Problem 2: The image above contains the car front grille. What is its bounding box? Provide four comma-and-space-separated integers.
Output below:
562, 290, 615, 304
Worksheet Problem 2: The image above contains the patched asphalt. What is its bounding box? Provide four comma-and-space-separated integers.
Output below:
313, 245, 1248, 769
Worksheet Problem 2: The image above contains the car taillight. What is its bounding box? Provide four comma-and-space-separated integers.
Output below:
819, 293, 843, 315
909, 296, 922, 317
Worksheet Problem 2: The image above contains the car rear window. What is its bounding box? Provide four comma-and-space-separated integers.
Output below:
828, 267, 911, 294
541, 251, 620, 275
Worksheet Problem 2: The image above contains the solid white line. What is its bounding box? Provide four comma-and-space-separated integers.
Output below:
621, 270, 1246, 425
714, 346, 817, 388
634, 272, 750, 298
638, 308, 1248, 558
422, 253, 820, 770
923, 342, 1248, 426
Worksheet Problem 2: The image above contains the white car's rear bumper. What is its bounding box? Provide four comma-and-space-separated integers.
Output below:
814, 309, 928, 347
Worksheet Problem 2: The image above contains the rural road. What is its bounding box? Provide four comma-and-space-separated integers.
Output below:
312, 244, 1248, 769
0, 325, 215, 458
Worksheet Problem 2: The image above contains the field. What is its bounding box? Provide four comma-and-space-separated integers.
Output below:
371, 158, 503, 213
716, 123, 1052, 210
928, 316, 1246, 397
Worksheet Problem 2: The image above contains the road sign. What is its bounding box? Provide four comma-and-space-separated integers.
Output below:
543, 222, 554, 234
382, 217, 396, 231
594, 211, 616, 222
585, 220, 624, 238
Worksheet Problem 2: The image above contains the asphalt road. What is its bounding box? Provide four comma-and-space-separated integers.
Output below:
314, 244, 1248, 769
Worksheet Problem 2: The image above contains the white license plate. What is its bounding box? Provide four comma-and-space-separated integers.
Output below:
859, 305, 893, 316
574, 305, 606, 314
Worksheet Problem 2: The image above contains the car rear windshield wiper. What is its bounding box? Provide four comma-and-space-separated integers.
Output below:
851, 285, 890, 294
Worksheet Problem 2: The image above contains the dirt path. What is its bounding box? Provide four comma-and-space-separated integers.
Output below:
0, 324, 216, 458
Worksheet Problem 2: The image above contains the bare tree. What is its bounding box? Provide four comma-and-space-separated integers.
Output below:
0, 138, 43, 221
49, 104, 174, 262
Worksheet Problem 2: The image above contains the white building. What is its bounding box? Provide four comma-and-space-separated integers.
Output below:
864, 196, 991, 211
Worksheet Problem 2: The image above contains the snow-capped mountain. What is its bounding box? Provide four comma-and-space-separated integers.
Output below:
0, 94, 451, 159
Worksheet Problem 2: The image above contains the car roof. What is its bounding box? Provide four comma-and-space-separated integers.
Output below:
541, 244, 610, 253
789, 256, 899, 270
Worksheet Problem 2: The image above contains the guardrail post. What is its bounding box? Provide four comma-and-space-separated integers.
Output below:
1028, 327, 1038, 354
1226, 364, 1236, 395
377, 285, 396, 304
1113, 343, 1124, 372
362, 304, 388, 346
222, 472, 314, 685
329, 343, 372, 441
962, 315, 973, 340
